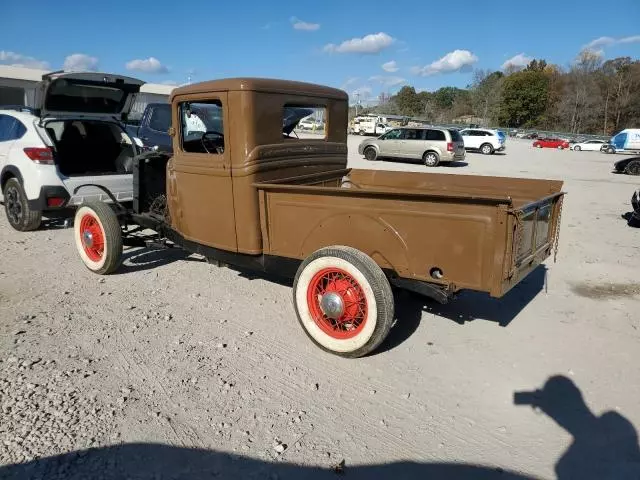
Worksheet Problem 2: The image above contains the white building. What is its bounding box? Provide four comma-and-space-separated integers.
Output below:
0, 65, 175, 120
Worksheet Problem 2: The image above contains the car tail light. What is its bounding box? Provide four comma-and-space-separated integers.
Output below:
447, 142, 454, 152
46, 197, 65, 208
24, 147, 54, 164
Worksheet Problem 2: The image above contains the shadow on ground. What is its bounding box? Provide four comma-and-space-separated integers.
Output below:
379, 265, 547, 352
515, 376, 640, 479
0, 444, 533, 480
115, 247, 206, 274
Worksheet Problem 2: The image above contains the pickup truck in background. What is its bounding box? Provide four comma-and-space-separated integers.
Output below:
125, 103, 172, 153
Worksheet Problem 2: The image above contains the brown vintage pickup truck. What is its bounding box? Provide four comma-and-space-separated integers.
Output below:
71, 78, 565, 357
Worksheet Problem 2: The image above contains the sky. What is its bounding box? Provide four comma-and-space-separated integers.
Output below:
1, 0, 639, 103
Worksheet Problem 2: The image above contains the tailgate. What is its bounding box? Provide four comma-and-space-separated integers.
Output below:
499, 192, 566, 295
64, 174, 133, 206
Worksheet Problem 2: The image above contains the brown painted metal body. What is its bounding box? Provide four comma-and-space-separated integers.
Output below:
163, 78, 565, 298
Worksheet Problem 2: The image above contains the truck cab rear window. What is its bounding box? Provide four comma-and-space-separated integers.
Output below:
283, 105, 326, 139
179, 101, 224, 154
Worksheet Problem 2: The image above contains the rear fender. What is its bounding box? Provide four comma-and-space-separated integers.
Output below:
299, 213, 410, 276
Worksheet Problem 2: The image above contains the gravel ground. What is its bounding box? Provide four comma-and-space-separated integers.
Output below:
0, 137, 639, 479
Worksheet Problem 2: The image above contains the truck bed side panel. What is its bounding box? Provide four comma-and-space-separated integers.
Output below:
260, 187, 505, 292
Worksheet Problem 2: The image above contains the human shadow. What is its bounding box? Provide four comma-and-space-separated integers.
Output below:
514, 376, 640, 479
0, 442, 537, 480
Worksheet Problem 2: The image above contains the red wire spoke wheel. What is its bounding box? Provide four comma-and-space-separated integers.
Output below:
293, 246, 394, 358
79, 214, 105, 262
73, 203, 123, 275
306, 268, 368, 339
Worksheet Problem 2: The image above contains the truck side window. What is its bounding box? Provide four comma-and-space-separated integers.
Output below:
149, 105, 171, 132
179, 100, 224, 154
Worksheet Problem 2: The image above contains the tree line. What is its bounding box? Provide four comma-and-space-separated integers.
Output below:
359, 53, 640, 135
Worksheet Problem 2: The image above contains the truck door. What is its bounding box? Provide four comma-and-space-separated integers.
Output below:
167, 94, 237, 251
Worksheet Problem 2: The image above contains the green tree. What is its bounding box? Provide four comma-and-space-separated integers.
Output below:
498, 70, 550, 127
394, 86, 424, 117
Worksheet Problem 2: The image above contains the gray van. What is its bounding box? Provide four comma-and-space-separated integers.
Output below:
358, 127, 465, 166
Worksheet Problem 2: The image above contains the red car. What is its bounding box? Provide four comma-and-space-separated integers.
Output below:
532, 138, 570, 149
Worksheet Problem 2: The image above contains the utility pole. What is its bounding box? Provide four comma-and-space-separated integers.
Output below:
354, 92, 360, 117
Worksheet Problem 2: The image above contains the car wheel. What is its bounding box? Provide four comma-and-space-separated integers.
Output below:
574, 145, 581, 151
480, 143, 494, 155
625, 160, 640, 176
74, 202, 123, 275
423, 151, 440, 167
2, 178, 42, 232
363, 147, 378, 161
292, 246, 394, 358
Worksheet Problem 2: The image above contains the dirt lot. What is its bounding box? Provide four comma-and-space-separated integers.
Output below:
1, 137, 639, 479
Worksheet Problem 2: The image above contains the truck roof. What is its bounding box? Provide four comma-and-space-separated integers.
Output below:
171, 77, 348, 101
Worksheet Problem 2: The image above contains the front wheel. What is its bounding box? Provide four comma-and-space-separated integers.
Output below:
364, 147, 378, 161
423, 151, 440, 167
480, 143, 494, 155
74, 202, 123, 274
293, 246, 394, 358
574, 145, 581, 151
2, 178, 41, 232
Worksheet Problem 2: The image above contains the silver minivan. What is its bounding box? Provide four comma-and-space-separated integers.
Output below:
358, 127, 466, 166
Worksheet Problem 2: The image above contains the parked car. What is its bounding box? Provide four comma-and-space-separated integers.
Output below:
571, 139, 607, 151
613, 156, 640, 176
358, 127, 466, 166
459, 128, 505, 155
533, 138, 570, 149
126, 103, 172, 153
70, 77, 566, 358
0, 71, 144, 231
601, 143, 617, 153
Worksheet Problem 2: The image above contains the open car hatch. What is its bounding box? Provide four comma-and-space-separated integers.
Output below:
34, 71, 145, 122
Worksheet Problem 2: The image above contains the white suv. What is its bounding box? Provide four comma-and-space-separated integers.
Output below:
459, 128, 506, 155
0, 72, 145, 231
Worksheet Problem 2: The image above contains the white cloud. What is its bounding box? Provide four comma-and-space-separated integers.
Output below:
382, 60, 398, 72
291, 17, 320, 31
584, 35, 640, 50
125, 57, 169, 74
369, 75, 406, 87
501, 53, 533, 71
63, 53, 99, 71
412, 49, 478, 76
0, 50, 49, 69
324, 32, 394, 54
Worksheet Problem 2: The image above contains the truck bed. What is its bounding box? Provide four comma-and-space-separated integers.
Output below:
256, 169, 564, 298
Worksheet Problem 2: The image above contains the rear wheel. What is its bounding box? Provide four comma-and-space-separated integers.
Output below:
293, 246, 394, 358
480, 143, 494, 155
74, 202, 123, 274
364, 147, 378, 161
626, 160, 640, 176
2, 178, 41, 232
423, 151, 440, 167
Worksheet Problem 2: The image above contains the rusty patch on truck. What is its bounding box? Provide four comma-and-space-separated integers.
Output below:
572, 282, 640, 300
